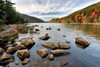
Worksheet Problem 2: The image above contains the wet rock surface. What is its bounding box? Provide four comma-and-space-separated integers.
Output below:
17, 49, 30, 60
0, 29, 18, 38
4, 44, 13, 50
37, 49, 48, 58
15, 44, 26, 50
42, 42, 70, 49
57, 28, 60, 31
48, 54, 54, 60
0, 54, 14, 64
60, 61, 68, 66
59, 42, 70, 49
66, 40, 71, 43
75, 37, 90, 47
39, 34, 50, 40
0, 29, 18, 43
35, 29, 40, 31
20, 38, 35, 47
6, 47, 17, 54
50, 49, 70, 56
41, 42, 56, 49
0, 48, 3, 54
0, 23, 98, 67
22, 58, 30, 65
15, 61, 19, 65
46, 27, 52, 30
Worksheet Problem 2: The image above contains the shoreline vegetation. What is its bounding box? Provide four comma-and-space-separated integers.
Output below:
0, 0, 44, 25
0, 0, 28, 25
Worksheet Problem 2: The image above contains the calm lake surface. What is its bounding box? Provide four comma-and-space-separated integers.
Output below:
8, 23, 100, 67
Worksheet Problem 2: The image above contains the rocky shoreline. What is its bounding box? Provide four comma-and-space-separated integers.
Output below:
0, 24, 90, 66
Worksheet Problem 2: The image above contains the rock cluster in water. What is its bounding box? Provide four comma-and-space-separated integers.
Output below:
0, 24, 36, 65
0, 24, 90, 66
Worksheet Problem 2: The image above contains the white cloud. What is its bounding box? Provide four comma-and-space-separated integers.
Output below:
31, 14, 66, 18
12, 0, 100, 21
12, 0, 73, 14
72, 0, 100, 13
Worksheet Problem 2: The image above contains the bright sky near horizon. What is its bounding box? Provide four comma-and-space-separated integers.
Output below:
12, 0, 100, 21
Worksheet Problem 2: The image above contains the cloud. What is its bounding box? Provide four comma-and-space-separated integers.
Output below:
12, 0, 100, 21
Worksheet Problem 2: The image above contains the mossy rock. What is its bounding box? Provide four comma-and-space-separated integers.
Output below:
0, 29, 18, 42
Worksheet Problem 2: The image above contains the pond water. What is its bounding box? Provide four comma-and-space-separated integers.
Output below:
8, 23, 100, 67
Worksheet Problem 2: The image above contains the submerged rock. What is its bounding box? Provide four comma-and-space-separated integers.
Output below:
63, 35, 66, 37
0, 54, 14, 64
20, 38, 35, 47
48, 54, 54, 60
59, 42, 70, 49
66, 40, 71, 43
60, 61, 68, 66
6, 47, 17, 54
37, 49, 48, 58
35, 29, 40, 31
34, 25, 39, 27
41, 42, 70, 49
75, 37, 90, 47
42, 42, 56, 49
57, 28, 60, 31
22, 58, 30, 65
41, 26, 43, 28
39, 34, 50, 40
50, 49, 70, 56
17, 49, 30, 60
46, 27, 52, 30
15, 61, 19, 65
0, 48, 3, 54
15, 44, 26, 50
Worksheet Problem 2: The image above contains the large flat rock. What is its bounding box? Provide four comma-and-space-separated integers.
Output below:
41, 42, 70, 49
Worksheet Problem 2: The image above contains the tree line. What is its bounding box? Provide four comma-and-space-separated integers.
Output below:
0, 0, 28, 25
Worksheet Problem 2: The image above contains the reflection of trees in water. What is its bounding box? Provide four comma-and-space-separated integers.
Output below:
72, 24, 100, 40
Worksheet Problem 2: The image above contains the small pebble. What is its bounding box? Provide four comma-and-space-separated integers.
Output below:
66, 40, 71, 43
15, 61, 19, 65
48, 54, 54, 60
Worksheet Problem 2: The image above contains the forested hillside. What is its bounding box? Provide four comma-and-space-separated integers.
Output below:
0, 0, 44, 25
0, 0, 29, 25
49, 2, 100, 23
20, 14, 44, 22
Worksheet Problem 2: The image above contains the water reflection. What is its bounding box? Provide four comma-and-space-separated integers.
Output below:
67, 24, 100, 40
75, 43, 89, 49
7, 23, 100, 67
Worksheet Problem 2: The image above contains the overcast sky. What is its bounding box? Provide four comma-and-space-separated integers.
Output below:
12, 0, 100, 21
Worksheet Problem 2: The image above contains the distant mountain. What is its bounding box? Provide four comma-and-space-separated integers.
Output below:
49, 2, 100, 23
20, 14, 45, 23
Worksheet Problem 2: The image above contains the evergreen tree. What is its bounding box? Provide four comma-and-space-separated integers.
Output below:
0, 0, 28, 25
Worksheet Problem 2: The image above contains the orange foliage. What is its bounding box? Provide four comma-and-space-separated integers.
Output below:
61, 19, 65, 23
75, 14, 79, 21
74, 13, 85, 22
90, 9, 100, 22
